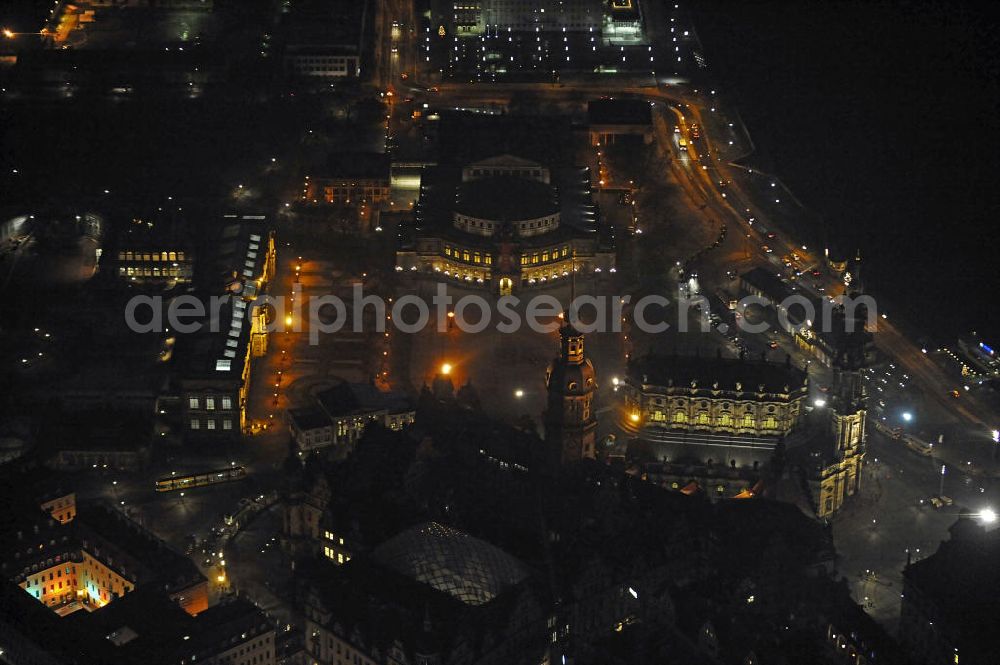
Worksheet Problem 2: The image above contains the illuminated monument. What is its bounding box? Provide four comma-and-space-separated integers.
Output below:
544, 320, 598, 465
396, 154, 615, 295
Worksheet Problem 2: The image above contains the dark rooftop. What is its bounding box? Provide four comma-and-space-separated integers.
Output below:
413, 163, 601, 244
903, 520, 1000, 654
288, 406, 332, 431
741, 266, 795, 303
627, 352, 808, 395
74, 502, 204, 592
454, 176, 558, 221
435, 112, 579, 166
314, 151, 390, 181
317, 382, 412, 418
587, 98, 653, 126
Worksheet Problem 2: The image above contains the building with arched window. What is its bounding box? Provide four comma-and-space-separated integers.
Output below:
396, 154, 615, 294
620, 353, 808, 475
621, 353, 808, 439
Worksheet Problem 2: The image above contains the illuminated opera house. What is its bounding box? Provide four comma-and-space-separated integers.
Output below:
396, 154, 616, 295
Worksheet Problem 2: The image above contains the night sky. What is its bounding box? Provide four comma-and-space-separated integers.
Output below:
695, 0, 1000, 343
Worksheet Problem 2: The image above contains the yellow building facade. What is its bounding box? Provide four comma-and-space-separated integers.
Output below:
621, 355, 808, 438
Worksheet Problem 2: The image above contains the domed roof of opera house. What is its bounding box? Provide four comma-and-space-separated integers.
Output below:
454, 176, 558, 222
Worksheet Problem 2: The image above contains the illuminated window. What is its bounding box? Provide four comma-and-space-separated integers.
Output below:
542, 252, 549, 262
485, 255, 492, 265
673, 411, 687, 423
205, 397, 215, 411
206, 420, 216, 430
223, 419, 233, 430
221, 396, 232, 410
718, 413, 733, 426
697, 412, 710, 425
169, 252, 177, 261
188, 397, 199, 409
190, 419, 200, 430
762, 416, 778, 430
742, 414, 755, 428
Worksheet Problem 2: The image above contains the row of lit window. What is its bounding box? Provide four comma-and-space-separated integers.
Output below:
468, 167, 542, 178
323, 186, 389, 194
648, 399, 782, 412
649, 411, 780, 429
455, 217, 497, 232
297, 65, 349, 73
118, 251, 185, 262
444, 246, 494, 265
120, 266, 189, 277
25, 565, 74, 589
28, 578, 74, 598
292, 57, 354, 64
190, 418, 234, 431
323, 546, 352, 564
189, 396, 233, 410
522, 246, 569, 265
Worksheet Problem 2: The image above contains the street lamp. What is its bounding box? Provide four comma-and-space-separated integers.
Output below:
440, 362, 452, 375
902, 411, 913, 423
979, 508, 997, 524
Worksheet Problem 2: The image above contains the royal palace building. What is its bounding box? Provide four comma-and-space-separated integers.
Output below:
396, 154, 615, 294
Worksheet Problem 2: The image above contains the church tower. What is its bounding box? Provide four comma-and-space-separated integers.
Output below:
829, 358, 866, 497
819, 324, 873, 514
544, 321, 598, 465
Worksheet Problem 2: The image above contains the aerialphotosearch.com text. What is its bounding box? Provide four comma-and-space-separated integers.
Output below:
125, 283, 878, 343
